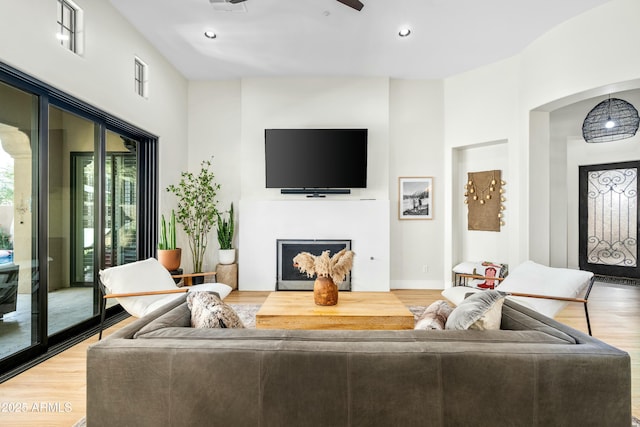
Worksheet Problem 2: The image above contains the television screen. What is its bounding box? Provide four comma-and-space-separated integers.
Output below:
265, 129, 368, 189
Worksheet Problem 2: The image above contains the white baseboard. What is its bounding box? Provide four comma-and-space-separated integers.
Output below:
390, 279, 444, 290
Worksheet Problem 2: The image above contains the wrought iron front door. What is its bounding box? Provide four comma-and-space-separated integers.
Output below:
579, 161, 640, 278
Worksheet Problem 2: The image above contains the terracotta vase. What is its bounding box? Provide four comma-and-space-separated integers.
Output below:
157, 248, 182, 271
314, 276, 338, 306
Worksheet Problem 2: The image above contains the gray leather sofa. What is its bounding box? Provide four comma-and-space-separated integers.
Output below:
87, 295, 631, 426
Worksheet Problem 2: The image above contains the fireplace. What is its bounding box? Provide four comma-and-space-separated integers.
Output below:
276, 239, 352, 291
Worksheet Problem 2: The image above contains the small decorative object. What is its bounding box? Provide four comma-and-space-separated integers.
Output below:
157, 210, 182, 271
464, 170, 505, 231
167, 157, 221, 273
293, 249, 355, 306
582, 96, 639, 143
399, 177, 433, 220
217, 202, 235, 265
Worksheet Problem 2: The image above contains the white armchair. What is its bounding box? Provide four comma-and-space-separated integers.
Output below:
443, 260, 595, 335
98, 258, 232, 339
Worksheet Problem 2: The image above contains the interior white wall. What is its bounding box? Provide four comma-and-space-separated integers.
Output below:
188, 78, 448, 288
0, 0, 189, 217
186, 80, 241, 271
453, 141, 510, 265
239, 77, 389, 201
549, 90, 640, 269
443, 57, 521, 284
444, 0, 640, 277
7, 0, 640, 288
389, 80, 444, 289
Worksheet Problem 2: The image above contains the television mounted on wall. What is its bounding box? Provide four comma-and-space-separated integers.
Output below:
265, 128, 368, 196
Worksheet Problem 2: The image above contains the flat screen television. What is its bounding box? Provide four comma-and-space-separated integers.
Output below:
265, 128, 368, 193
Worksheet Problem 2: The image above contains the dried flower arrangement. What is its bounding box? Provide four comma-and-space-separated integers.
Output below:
293, 248, 355, 285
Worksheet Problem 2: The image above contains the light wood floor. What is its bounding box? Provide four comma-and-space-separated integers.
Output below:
0, 284, 637, 426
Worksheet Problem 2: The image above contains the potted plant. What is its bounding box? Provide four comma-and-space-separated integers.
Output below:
216, 202, 235, 265
157, 209, 181, 271
293, 249, 354, 306
167, 158, 221, 276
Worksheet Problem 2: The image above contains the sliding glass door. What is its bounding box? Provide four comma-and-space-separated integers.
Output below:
0, 80, 39, 363
48, 106, 99, 336
0, 62, 158, 377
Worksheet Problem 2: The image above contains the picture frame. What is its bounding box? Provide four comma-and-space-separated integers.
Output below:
399, 177, 433, 220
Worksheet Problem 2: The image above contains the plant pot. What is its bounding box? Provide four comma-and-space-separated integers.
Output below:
157, 248, 182, 271
314, 276, 338, 306
219, 249, 236, 265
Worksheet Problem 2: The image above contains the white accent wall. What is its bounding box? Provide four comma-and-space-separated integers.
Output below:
239, 200, 389, 291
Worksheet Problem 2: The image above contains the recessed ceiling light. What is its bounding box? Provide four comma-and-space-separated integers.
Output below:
56, 33, 70, 41
398, 28, 411, 37
204, 31, 217, 39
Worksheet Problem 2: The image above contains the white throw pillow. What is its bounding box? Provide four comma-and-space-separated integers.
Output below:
445, 290, 506, 330
99, 258, 178, 318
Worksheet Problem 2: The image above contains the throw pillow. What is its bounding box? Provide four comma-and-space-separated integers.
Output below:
414, 300, 453, 330
187, 291, 245, 329
445, 290, 506, 330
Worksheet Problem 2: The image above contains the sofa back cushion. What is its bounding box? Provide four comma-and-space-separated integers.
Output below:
501, 301, 576, 344
133, 301, 192, 338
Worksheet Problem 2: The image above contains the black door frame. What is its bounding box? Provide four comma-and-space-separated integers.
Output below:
0, 60, 158, 378
579, 160, 640, 278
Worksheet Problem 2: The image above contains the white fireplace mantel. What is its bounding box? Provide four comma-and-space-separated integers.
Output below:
238, 199, 390, 291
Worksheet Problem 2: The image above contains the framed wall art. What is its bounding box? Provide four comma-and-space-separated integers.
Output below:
399, 177, 433, 220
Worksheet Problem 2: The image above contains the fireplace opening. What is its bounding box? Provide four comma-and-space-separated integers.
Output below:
276, 239, 352, 291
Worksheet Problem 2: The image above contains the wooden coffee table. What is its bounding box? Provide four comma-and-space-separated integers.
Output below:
255, 291, 415, 330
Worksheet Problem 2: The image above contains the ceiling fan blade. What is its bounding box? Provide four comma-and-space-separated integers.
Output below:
336, 0, 364, 11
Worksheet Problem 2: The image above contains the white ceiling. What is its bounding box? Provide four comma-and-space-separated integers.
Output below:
110, 0, 611, 80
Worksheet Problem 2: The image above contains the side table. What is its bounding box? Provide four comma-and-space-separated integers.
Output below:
171, 271, 216, 286
215, 263, 238, 290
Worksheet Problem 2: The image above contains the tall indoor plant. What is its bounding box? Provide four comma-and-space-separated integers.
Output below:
166, 158, 220, 273
216, 202, 235, 264
157, 209, 181, 271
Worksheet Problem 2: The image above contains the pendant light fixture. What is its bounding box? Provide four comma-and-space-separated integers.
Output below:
582, 96, 640, 143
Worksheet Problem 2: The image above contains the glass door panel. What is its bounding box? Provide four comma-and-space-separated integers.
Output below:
48, 106, 97, 336
0, 81, 39, 362
105, 131, 137, 269
579, 161, 640, 278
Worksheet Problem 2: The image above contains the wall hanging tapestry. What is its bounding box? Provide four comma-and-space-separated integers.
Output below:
464, 170, 505, 231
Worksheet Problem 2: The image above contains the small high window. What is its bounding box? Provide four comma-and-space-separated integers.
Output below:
134, 57, 149, 98
57, 0, 83, 54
